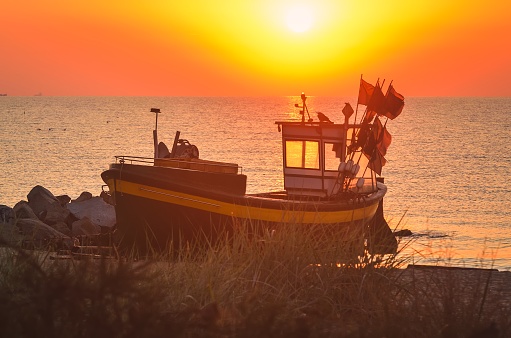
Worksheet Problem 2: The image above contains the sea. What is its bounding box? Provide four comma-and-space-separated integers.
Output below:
1, 96, 510, 270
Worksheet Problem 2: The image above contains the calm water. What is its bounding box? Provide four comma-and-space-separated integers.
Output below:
1, 96, 510, 270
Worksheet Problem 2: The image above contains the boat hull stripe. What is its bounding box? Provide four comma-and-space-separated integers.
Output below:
139, 187, 221, 208
109, 179, 380, 224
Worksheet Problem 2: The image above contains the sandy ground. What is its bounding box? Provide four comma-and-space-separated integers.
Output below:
396, 264, 511, 309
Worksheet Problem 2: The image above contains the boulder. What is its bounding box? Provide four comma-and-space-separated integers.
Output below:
51, 221, 72, 237
0, 205, 13, 223
16, 218, 71, 249
27, 185, 71, 226
394, 229, 413, 237
13, 201, 38, 220
0, 221, 24, 246
67, 196, 116, 228
73, 191, 93, 203
72, 217, 101, 236
56, 194, 71, 207
27, 185, 59, 214
43, 208, 76, 226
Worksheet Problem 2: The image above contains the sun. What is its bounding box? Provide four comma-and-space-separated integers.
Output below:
285, 5, 314, 33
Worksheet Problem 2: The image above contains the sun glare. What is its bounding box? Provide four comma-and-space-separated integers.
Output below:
285, 5, 314, 33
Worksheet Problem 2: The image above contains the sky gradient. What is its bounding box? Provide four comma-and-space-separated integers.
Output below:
1, 0, 510, 97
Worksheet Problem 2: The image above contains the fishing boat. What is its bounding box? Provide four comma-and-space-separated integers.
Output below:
102, 82, 404, 256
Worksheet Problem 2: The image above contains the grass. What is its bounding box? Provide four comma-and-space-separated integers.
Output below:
0, 219, 510, 338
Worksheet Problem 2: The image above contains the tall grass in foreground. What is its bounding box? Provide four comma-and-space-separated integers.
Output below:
0, 220, 510, 337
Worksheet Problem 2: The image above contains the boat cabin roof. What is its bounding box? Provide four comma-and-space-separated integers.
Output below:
275, 121, 349, 141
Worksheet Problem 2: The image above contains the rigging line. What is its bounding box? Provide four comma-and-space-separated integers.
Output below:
354, 74, 363, 124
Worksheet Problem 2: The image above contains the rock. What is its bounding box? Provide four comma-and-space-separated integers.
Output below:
16, 218, 70, 249
67, 196, 116, 228
43, 208, 75, 226
73, 191, 93, 203
27, 185, 59, 214
394, 229, 413, 237
27, 185, 71, 226
51, 221, 72, 237
13, 201, 39, 220
0, 205, 13, 223
72, 217, 101, 236
56, 194, 71, 207
0, 221, 24, 246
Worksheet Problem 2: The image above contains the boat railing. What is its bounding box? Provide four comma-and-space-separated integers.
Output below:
115, 155, 154, 165
115, 155, 242, 175
345, 177, 379, 195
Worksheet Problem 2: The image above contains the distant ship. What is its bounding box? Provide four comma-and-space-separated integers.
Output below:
0, 94, 7, 96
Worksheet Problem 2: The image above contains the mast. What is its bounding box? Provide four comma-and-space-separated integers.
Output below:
151, 108, 161, 158
295, 92, 311, 123
294, 93, 311, 167
341, 102, 354, 163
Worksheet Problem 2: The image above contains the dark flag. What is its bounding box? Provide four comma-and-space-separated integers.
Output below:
361, 117, 390, 175
358, 78, 375, 106
368, 84, 386, 115
361, 126, 377, 161
368, 150, 386, 176
373, 117, 392, 156
363, 84, 385, 124
361, 109, 376, 125
382, 84, 404, 120
348, 125, 365, 153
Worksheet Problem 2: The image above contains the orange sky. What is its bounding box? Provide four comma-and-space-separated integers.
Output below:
1, 0, 510, 96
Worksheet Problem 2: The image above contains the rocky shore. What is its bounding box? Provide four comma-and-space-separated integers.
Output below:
0, 185, 116, 251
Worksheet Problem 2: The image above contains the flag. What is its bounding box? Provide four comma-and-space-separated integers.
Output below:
363, 84, 386, 124
358, 78, 375, 106
361, 117, 390, 175
373, 117, 392, 156
368, 150, 386, 176
382, 84, 404, 120
360, 129, 384, 175
349, 124, 370, 153
361, 109, 376, 125
361, 126, 377, 161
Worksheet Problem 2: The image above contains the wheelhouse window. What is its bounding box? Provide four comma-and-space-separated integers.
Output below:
324, 142, 342, 171
285, 140, 319, 169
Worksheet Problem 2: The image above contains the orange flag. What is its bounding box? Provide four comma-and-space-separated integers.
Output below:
363, 84, 385, 124
358, 78, 375, 106
382, 84, 405, 120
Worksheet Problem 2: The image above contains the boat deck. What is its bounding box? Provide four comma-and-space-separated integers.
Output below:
116, 155, 241, 174
248, 187, 380, 203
